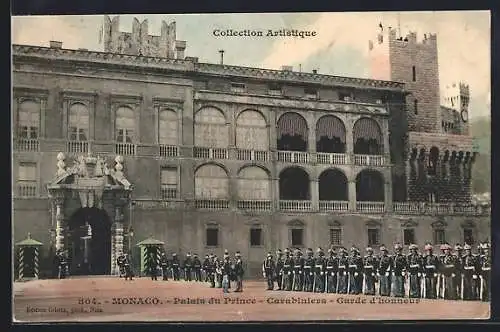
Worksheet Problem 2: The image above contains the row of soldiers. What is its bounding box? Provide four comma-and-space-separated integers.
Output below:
262, 242, 491, 301
116, 250, 245, 292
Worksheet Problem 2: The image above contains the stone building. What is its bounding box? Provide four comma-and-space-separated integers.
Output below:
12, 17, 490, 277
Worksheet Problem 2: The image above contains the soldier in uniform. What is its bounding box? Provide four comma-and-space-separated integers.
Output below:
422, 243, 439, 299
183, 252, 193, 281
292, 249, 304, 291
406, 244, 423, 298
436, 244, 446, 299
123, 253, 134, 280
302, 248, 314, 292
263, 252, 275, 290
314, 248, 326, 293
275, 249, 284, 290
461, 244, 479, 300
145, 249, 159, 281
193, 254, 202, 282
202, 254, 211, 282
282, 249, 293, 291
441, 243, 459, 300
171, 253, 181, 281
337, 248, 349, 294
363, 247, 378, 295
160, 252, 169, 281
58, 250, 69, 279
325, 248, 338, 293
454, 244, 464, 299
348, 246, 363, 295
207, 254, 216, 288
377, 245, 392, 296
478, 242, 491, 302
215, 256, 223, 288
233, 251, 244, 292
221, 251, 231, 293
392, 243, 407, 297
117, 253, 126, 278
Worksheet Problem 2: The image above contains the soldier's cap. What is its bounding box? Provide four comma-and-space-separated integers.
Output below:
350, 246, 359, 252
480, 243, 490, 250
224, 249, 229, 254
317, 247, 323, 253
193, 253, 198, 257
224, 253, 229, 257
172, 253, 177, 256
284, 249, 290, 253
424, 244, 433, 251
394, 243, 402, 250
186, 253, 191, 256
379, 246, 387, 252
205, 254, 209, 258
328, 248, 334, 253
409, 244, 418, 250
454, 244, 462, 251
267, 252, 272, 258
235, 252, 241, 257
463, 244, 472, 250
442, 244, 452, 250
366, 247, 373, 252
277, 249, 283, 254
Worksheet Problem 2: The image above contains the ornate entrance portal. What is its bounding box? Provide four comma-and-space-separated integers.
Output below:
47, 152, 133, 276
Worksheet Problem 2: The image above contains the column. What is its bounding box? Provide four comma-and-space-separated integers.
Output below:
111, 202, 125, 275
311, 179, 319, 211
383, 121, 390, 163
348, 180, 356, 212
273, 178, 280, 210
345, 119, 354, 164
384, 180, 393, 212
55, 195, 65, 251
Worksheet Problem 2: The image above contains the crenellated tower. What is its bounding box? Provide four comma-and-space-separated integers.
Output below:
101, 15, 186, 59
369, 24, 475, 204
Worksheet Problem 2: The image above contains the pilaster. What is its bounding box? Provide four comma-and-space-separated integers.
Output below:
348, 180, 356, 212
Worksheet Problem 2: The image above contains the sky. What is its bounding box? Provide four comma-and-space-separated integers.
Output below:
12, 11, 490, 119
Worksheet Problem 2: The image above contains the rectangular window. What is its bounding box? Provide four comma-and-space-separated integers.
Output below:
304, 88, 318, 99
433, 229, 446, 245
160, 167, 178, 200
291, 229, 304, 246
250, 228, 263, 247
231, 83, 246, 93
17, 163, 37, 197
206, 228, 219, 247
403, 229, 415, 246
414, 100, 418, 115
268, 83, 282, 95
367, 228, 380, 246
330, 228, 342, 246
339, 92, 352, 102
116, 129, 134, 143
463, 228, 475, 245
412, 65, 416, 81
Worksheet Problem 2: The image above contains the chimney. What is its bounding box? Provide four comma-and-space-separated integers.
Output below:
312, 69, 318, 74
49, 41, 63, 49
219, 49, 225, 65
175, 40, 186, 59
281, 65, 293, 72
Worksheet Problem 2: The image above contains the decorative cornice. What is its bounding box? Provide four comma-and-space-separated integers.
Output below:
13, 44, 406, 91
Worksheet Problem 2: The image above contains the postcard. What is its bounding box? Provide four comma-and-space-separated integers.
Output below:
12, 11, 491, 322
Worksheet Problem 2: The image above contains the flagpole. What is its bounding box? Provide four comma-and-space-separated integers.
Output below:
397, 12, 401, 38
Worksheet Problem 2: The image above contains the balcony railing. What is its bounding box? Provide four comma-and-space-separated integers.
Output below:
159, 145, 179, 158
17, 182, 37, 197
316, 152, 348, 165
237, 200, 273, 211
356, 201, 386, 213
14, 138, 39, 152
319, 200, 349, 212
160, 185, 177, 200
277, 151, 310, 164
194, 199, 230, 210
393, 202, 487, 215
67, 140, 89, 154
236, 149, 270, 162
279, 200, 312, 211
115, 143, 136, 156
354, 154, 386, 166
193, 147, 229, 160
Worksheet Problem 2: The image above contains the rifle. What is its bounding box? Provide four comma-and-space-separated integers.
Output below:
362, 273, 366, 294
421, 274, 426, 298
336, 271, 341, 293
281, 272, 285, 290
479, 275, 484, 301
436, 273, 441, 299
347, 271, 351, 294
325, 271, 329, 293
292, 271, 296, 291
460, 274, 464, 300
313, 272, 316, 292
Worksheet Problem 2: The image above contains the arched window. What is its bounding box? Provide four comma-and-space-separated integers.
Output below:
356, 170, 385, 202
316, 115, 346, 153
17, 100, 40, 139
353, 117, 383, 155
318, 169, 348, 201
68, 102, 89, 141
238, 166, 271, 200
158, 109, 178, 145
279, 167, 310, 200
277, 112, 308, 151
236, 110, 268, 150
115, 106, 135, 143
428, 146, 439, 175
194, 164, 229, 199
194, 107, 228, 148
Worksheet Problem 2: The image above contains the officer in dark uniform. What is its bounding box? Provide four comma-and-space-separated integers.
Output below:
406, 244, 422, 298
202, 254, 211, 282
160, 252, 169, 281
193, 254, 202, 282
117, 253, 126, 278
183, 252, 193, 281
52, 250, 61, 279
437, 243, 446, 299
302, 248, 314, 292
454, 244, 464, 299
325, 248, 338, 293
479, 242, 491, 302
377, 245, 392, 296
392, 243, 406, 297
314, 248, 326, 293
363, 247, 378, 295
221, 251, 231, 293
215, 255, 223, 288
461, 244, 478, 300
58, 250, 69, 279
275, 249, 284, 290
171, 253, 181, 281
234, 251, 244, 292
441, 243, 458, 300
348, 246, 362, 295
207, 254, 216, 288
295, 249, 306, 291
282, 249, 293, 291
146, 249, 159, 281
123, 253, 134, 280
337, 247, 349, 294
422, 243, 439, 299
263, 252, 275, 290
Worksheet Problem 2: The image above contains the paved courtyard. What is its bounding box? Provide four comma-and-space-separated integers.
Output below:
13, 277, 489, 322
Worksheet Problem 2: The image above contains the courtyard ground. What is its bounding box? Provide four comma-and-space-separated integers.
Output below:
13, 277, 489, 322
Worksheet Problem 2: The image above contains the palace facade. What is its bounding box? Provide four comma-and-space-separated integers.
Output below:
12, 16, 490, 277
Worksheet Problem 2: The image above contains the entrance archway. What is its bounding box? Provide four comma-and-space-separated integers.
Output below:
67, 207, 112, 275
